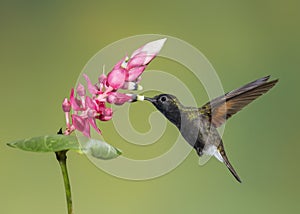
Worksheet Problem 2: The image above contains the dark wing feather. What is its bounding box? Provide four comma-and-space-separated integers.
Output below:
200, 76, 278, 127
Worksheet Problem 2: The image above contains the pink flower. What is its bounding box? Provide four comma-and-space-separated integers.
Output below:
62, 38, 167, 138
83, 74, 98, 95
69, 88, 83, 111
71, 114, 90, 137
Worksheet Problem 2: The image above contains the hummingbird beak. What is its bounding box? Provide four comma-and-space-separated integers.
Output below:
144, 97, 156, 103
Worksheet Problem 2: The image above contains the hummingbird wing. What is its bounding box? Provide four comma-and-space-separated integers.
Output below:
200, 76, 278, 127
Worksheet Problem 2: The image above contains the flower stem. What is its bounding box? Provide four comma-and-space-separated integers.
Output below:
56, 150, 73, 214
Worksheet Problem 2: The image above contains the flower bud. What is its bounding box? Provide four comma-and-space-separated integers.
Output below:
107, 92, 132, 105
130, 38, 167, 65
126, 66, 146, 82
98, 114, 113, 121
127, 53, 146, 69
76, 83, 86, 97
62, 98, 71, 112
107, 68, 127, 90
98, 74, 107, 85
103, 108, 113, 116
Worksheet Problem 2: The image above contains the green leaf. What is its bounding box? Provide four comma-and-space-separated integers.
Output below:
7, 135, 122, 160
82, 138, 122, 160
7, 135, 80, 152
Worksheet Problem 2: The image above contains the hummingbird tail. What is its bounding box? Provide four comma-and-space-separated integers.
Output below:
223, 156, 242, 183
217, 146, 242, 183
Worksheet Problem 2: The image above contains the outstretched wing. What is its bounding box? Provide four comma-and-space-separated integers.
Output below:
200, 76, 278, 127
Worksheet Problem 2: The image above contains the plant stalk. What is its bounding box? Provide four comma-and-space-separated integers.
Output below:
56, 150, 73, 214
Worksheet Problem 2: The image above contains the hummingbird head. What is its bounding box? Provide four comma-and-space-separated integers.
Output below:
144, 94, 182, 127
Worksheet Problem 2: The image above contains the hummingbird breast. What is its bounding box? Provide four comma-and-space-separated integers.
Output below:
178, 109, 222, 156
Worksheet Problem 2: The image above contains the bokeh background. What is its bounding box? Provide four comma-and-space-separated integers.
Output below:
0, 0, 299, 213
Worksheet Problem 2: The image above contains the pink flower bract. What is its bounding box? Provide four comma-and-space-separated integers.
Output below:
62, 38, 167, 137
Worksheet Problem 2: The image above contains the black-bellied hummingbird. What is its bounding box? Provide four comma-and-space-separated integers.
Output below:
144, 76, 278, 183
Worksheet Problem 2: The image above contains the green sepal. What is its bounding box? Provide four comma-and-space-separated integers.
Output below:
82, 138, 122, 160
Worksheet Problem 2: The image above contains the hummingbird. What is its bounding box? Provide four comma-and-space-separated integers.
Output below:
144, 76, 278, 183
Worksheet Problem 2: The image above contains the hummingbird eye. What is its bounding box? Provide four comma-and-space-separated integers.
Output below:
160, 96, 167, 102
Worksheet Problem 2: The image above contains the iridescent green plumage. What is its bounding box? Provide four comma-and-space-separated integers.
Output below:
145, 76, 278, 183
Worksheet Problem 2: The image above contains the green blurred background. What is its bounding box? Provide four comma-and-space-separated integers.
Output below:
0, 0, 299, 213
